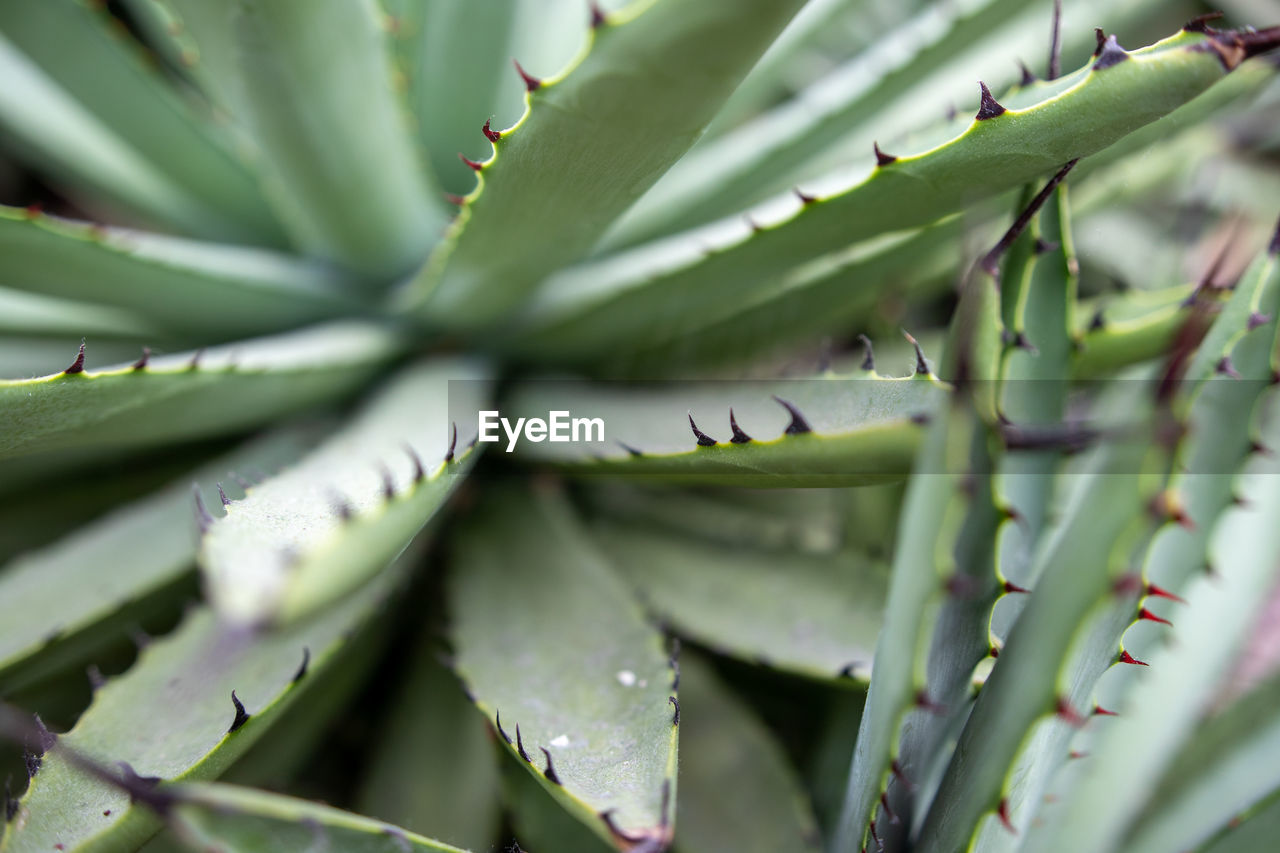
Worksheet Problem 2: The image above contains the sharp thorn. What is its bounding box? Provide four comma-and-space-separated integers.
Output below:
291, 647, 310, 683
1184, 12, 1225, 32
669, 695, 680, 725
618, 441, 644, 457
1216, 356, 1242, 379
998, 799, 1017, 834
379, 464, 396, 500
1094, 704, 1119, 717
1145, 582, 1186, 603
1003, 580, 1030, 594
445, 422, 458, 463
589, 1, 607, 27
1093, 34, 1130, 70
772, 396, 813, 435
1118, 650, 1149, 666
728, 408, 752, 443
482, 118, 501, 142
858, 334, 876, 371
688, 412, 718, 447
1048, 0, 1063, 79
1017, 59, 1037, 86
1056, 697, 1086, 727
540, 747, 562, 784
516, 724, 532, 762
216, 483, 231, 507
227, 691, 250, 733
459, 153, 485, 171
873, 142, 896, 166
64, 339, 86, 374
976, 81, 1006, 120
1094, 28, 1107, 56
794, 188, 818, 205
444, 192, 466, 206
1248, 312, 1271, 331
130, 347, 150, 371
600, 810, 645, 844
903, 332, 930, 375
980, 159, 1078, 274
494, 710, 512, 744
405, 444, 426, 482
513, 59, 541, 91
1138, 607, 1173, 626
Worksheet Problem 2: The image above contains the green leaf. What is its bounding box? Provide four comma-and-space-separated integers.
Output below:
0, 0, 286, 245
0, 286, 155, 341
1198, 792, 1280, 853
400, 0, 808, 328
161, 783, 467, 852
0, 321, 402, 462
502, 757, 613, 853
448, 486, 678, 849
504, 368, 947, 487
673, 653, 823, 852
1071, 283, 1197, 379
0, 545, 416, 853
0, 206, 359, 338
0, 428, 319, 693
200, 357, 490, 627
523, 27, 1266, 359
388, 0, 520, 196
1024, 391, 1280, 852
117, 0, 242, 113
588, 520, 886, 681
356, 631, 501, 851
0, 32, 226, 237
229, 0, 446, 279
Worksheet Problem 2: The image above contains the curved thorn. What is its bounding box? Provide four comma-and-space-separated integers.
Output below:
516, 724, 532, 762
669, 695, 680, 725
445, 422, 458, 463
728, 408, 752, 443
405, 444, 426, 482
482, 118, 501, 142
130, 347, 150, 371
1118, 650, 1149, 666
857, 334, 876, 371
688, 413, 717, 447
64, 340, 87, 374
217, 483, 231, 507
513, 59, 541, 91
379, 464, 396, 500
459, 153, 485, 171
772, 396, 813, 435
540, 747, 562, 784
903, 332, 929, 375
291, 647, 310, 683
873, 142, 896, 166
600, 810, 645, 844
494, 710, 512, 745
227, 691, 250, 734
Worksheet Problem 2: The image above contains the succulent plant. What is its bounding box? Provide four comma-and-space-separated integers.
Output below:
2, 0, 1280, 851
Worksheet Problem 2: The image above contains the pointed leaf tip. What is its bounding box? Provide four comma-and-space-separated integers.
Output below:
64, 340, 87, 374
976, 82, 1006, 120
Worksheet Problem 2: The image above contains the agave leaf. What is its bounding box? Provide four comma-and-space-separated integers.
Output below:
200, 358, 489, 627
1125, 669, 1280, 853
0, 287, 156, 341
387, 0, 520, 196
448, 486, 677, 849
582, 483, 849, 554
1071, 282, 1197, 379
1024, 390, 1280, 852
0, 207, 359, 338
0, 428, 320, 693
918, 238, 1280, 850
503, 368, 947, 487
117, 0, 241, 112
0, 0, 286, 245
400, 0, 808, 328
1197, 792, 1280, 853
0, 32, 222, 237
0, 321, 401, 461
502, 755, 613, 853
158, 782, 466, 852
523, 27, 1273, 360
356, 632, 501, 851
673, 653, 823, 852
589, 520, 885, 682
229, 0, 446, 279
0, 546, 415, 852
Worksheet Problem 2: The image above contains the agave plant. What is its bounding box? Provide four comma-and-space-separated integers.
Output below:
2, 0, 1280, 850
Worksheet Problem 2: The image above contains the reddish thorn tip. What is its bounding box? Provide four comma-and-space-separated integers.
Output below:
589, 1, 607, 27
1056, 697, 1086, 727
64, 340, 86, 374
1093, 704, 1119, 717
482, 119, 501, 142
794, 188, 818, 205
513, 59, 541, 91
688, 413, 717, 447
1145, 582, 1186, 603
998, 799, 1017, 834
1003, 580, 1030, 594
459, 153, 485, 171
1118, 650, 1149, 666
1138, 607, 1172, 627
443, 192, 467, 206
